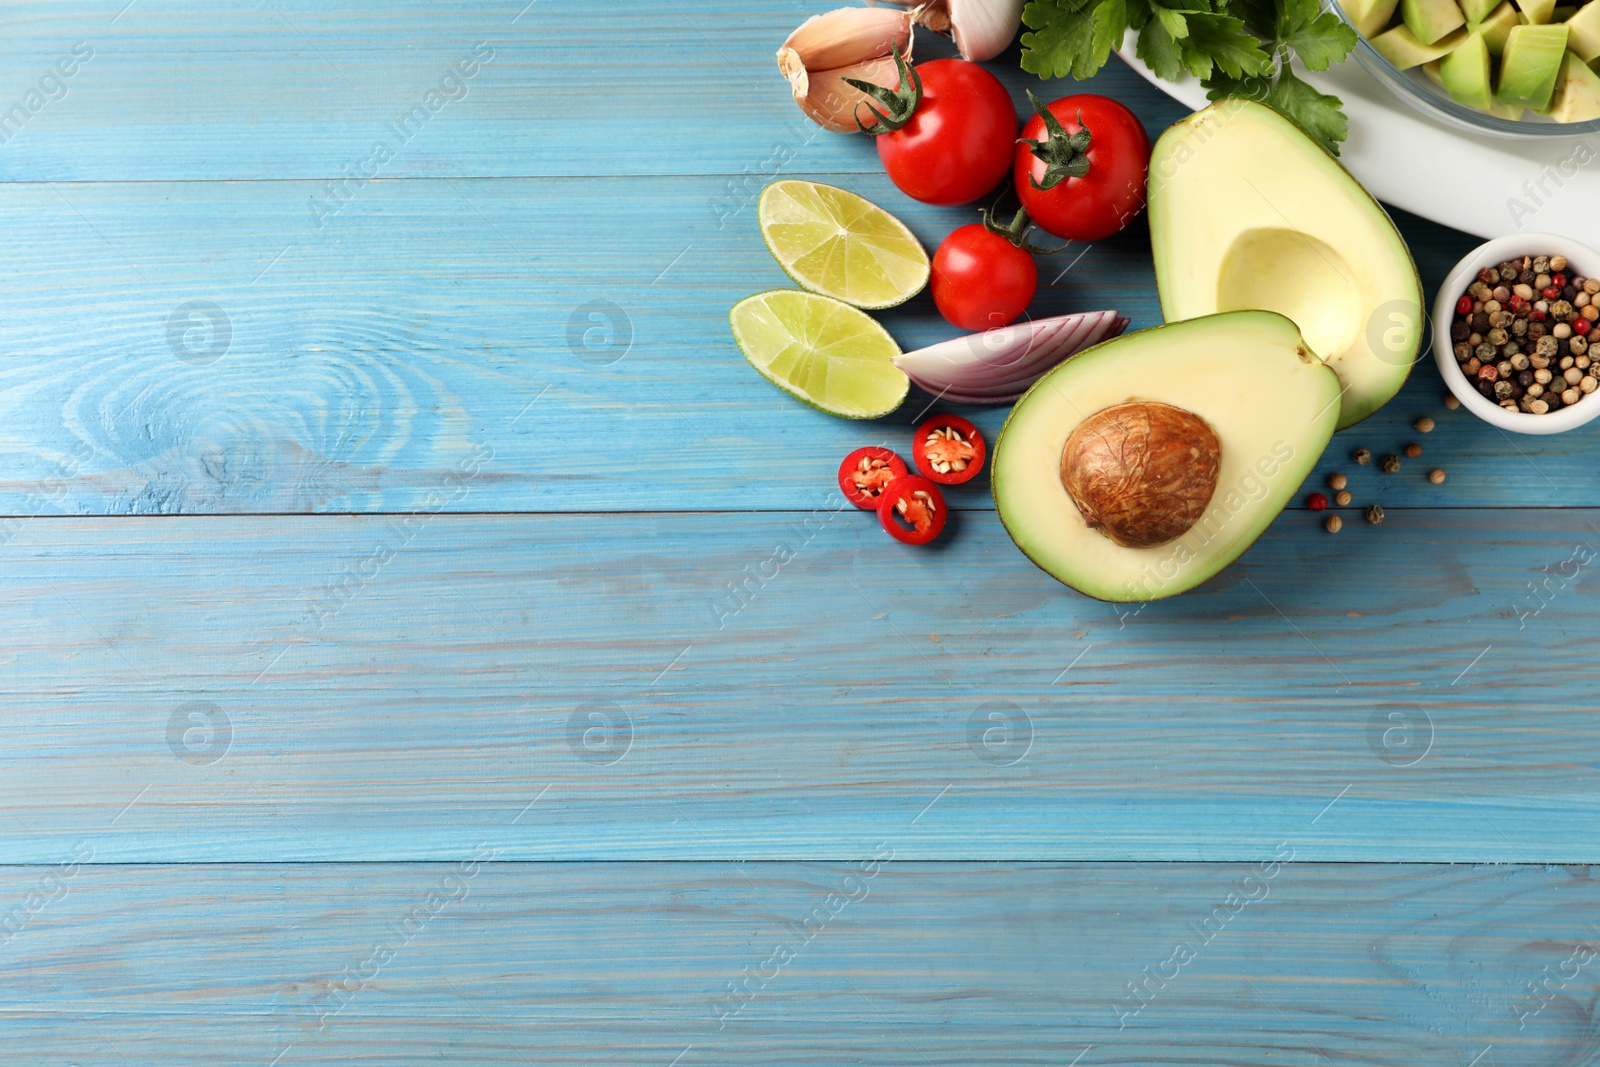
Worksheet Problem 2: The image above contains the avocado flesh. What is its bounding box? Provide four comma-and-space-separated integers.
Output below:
1499, 23, 1570, 106
1344, 0, 1403, 35
1442, 31, 1497, 105
1147, 100, 1423, 429
992, 311, 1341, 603
1476, 1, 1523, 55
1405, 0, 1468, 40
1568, 0, 1600, 61
1545, 48, 1600, 117
1373, 23, 1470, 65
1518, 0, 1558, 22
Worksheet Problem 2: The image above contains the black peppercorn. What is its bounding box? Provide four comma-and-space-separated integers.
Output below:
1451, 320, 1470, 342
1520, 269, 1536, 285
1563, 285, 1578, 302
1518, 369, 1535, 385
1472, 311, 1491, 331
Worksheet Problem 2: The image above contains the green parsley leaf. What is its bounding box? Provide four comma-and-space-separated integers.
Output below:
1135, 15, 1191, 79
1204, 65, 1349, 153
1276, 0, 1359, 70
1021, 0, 1131, 80
1182, 12, 1275, 78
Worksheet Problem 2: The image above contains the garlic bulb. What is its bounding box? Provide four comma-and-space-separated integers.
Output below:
778, 7, 915, 133
881, 0, 1023, 62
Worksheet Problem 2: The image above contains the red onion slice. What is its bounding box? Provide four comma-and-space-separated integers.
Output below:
892, 312, 1128, 404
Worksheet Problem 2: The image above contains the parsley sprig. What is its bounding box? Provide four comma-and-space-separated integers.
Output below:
1020, 0, 1359, 153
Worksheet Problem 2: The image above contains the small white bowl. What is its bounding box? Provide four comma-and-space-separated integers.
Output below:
1435, 232, 1600, 435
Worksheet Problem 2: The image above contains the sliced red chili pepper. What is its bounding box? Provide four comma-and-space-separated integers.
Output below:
878, 475, 947, 545
912, 414, 986, 485
839, 447, 909, 510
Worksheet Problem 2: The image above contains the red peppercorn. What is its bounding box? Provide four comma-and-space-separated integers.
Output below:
1478, 364, 1499, 382
1456, 295, 1474, 316
1508, 294, 1526, 312
1479, 268, 1498, 285
1553, 272, 1567, 288
1544, 286, 1562, 300
1532, 309, 1548, 322
1576, 316, 1592, 336
1307, 492, 1328, 511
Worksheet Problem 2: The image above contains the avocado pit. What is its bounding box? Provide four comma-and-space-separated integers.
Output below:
1059, 400, 1222, 548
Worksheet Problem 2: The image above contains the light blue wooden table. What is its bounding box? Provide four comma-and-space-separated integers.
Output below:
3, 2, 1597, 1063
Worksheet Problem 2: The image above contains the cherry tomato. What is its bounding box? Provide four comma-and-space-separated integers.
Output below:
838, 447, 909, 510
877, 475, 947, 545
928, 204, 1063, 333
847, 48, 1016, 207
913, 415, 985, 485
1014, 92, 1150, 242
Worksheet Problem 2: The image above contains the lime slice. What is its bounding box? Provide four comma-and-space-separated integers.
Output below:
758, 180, 930, 310
730, 290, 909, 419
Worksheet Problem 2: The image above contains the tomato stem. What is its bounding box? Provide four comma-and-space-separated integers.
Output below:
841, 44, 922, 135
1019, 90, 1093, 191
981, 200, 1068, 257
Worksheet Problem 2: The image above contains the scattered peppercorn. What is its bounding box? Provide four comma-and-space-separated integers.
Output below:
1353, 447, 1371, 465
1366, 504, 1385, 525
1402, 443, 1421, 458
1443, 394, 1460, 410
1414, 416, 1434, 432
1307, 492, 1328, 511
1334, 490, 1352, 506
1451, 255, 1598, 414
1380, 454, 1401, 473
1327, 472, 1347, 490
1428, 469, 1446, 484
1324, 514, 1342, 533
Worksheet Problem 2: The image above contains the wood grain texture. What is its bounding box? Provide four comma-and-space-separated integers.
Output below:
0, 861, 1595, 1065
0, 0, 1156, 182
0, 509, 1595, 864
0, 172, 1542, 513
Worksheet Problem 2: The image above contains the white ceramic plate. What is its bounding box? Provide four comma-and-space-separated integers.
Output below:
1116, 32, 1600, 244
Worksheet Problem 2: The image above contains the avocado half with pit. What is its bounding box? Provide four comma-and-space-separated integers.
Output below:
1148, 99, 1423, 429
992, 311, 1341, 602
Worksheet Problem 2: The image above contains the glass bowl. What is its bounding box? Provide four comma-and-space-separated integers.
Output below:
1333, 1, 1600, 139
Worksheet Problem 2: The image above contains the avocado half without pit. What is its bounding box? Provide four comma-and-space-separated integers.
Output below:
992, 311, 1341, 602
1147, 99, 1425, 430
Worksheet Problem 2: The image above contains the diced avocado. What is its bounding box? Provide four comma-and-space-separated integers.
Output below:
1476, 1, 1523, 54
1373, 22, 1469, 64
1461, 0, 1502, 23
1545, 48, 1600, 118
1567, 0, 1600, 61
1441, 31, 1497, 106
1404, 0, 1468, 41
1499, 22, 1570, 106
1344, 0, 1404, 35
1147, 100, 1423, 430
1518, 0, 1558, 22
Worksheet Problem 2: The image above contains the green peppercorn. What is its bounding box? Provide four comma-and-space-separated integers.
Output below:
1380, 454, 1401, 473
1353, 447, 1371, 465
1366, 504, 1385, 525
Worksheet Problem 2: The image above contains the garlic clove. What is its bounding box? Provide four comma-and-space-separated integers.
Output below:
884, 0, 1022, 62
786, 55, 907, 133
778, 7, 914, 134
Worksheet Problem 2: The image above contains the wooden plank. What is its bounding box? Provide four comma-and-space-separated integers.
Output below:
0, 173, 1530, 514
0, 1, 1181, 182
0, 509, 1595, 863
0, 860, 1591, 1064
